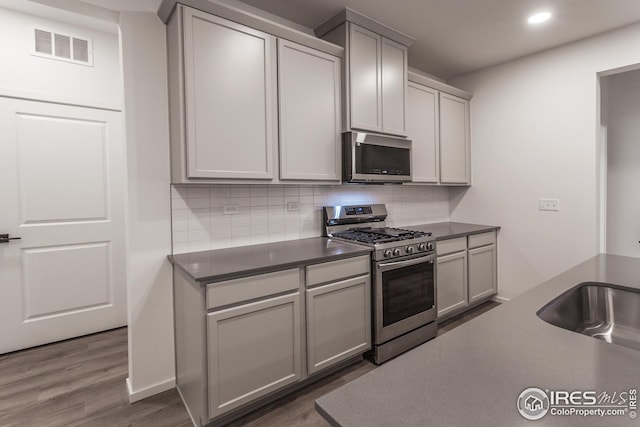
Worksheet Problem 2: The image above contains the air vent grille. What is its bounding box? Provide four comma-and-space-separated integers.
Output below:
32, 28, 93, 66
34, 29, 52, 55
54, 33, 71, 59
72, 38, 89, 62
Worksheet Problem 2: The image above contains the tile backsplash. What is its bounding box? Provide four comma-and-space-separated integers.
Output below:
171, 184, 450, 254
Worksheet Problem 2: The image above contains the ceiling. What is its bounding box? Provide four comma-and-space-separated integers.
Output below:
236, 0, 640, 79
78, 0, 640, 79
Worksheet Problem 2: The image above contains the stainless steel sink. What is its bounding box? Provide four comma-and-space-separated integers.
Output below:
537, 282, 640, 351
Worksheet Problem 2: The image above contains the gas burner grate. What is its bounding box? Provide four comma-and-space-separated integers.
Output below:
332, 227, 431, 244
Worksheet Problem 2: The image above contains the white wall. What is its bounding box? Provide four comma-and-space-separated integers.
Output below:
0, 5, 121, 109
603, 68, 640, 257
119, 12, 175, 402
449, 23, 640, 300
171, 184, 450, 253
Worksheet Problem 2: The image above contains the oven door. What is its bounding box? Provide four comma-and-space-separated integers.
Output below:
373, 253, 437, 344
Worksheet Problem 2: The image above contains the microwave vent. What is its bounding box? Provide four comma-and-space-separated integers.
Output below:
32, 28, 93, 66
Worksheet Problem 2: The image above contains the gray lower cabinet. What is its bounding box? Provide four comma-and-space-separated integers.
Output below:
207, 292, 301, 418
306, 274, 371, 375
468, 244, 497, 303
436, 230, 497, 321
173, 254, 371, 426
436, 251, 467, 318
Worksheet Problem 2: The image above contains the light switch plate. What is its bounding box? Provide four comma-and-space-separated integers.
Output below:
287, 202, 300, 212
539, 199, 559, 211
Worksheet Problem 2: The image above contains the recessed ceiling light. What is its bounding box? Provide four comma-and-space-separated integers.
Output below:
528, 12, 552, 24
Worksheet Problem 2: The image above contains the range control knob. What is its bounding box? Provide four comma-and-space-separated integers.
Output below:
406, 245, 415, 254
418, 243, 427, 251
384, 249, 393, 258
392, 248, 402, 257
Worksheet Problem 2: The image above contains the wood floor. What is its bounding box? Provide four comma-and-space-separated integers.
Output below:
0, 300, 500, 427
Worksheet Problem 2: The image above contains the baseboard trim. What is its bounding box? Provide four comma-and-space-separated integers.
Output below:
492, 295, 510, 303
126, 377, 176, 403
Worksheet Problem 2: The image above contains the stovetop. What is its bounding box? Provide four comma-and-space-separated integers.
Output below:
323, 204, 436, 261
331, 227, 431, 245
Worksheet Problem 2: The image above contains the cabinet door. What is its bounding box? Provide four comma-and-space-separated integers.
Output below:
348, 23, 382, 132
468, 244, 497, 303
277, 39, 341, 181
408, 82, 439, 183
182, 8, 276, 179
381, 38, 408, 136
439, 93, 470, 184
306, 275, 371, 375
207, 292, 301, 418
436, 251, 468, 319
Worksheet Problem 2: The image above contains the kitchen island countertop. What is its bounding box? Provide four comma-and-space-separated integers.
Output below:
316, 253, 640, 427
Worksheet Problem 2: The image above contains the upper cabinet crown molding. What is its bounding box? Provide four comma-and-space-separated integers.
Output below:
408, 69, 472, 101
314, 7, 415, 47
158, 0, 344, 57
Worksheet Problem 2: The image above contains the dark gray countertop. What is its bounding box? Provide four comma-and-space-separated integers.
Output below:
169, 237, 372, 284
406, 221, 500, 240
316, 254, 640, 427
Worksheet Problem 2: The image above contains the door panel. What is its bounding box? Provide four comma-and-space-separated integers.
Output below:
349, 23, 381, 132
440, 93, 470, 184
22, 242, 111, 320
17, 113, 108, 223
468, 245, 497, 303
207, 292, 301, 418
381, 38, 407, 136
408, 82, 439, 183
183, 8, 276, 179
306, 275, 371, 375
436, 251, 468, 319
0, 98, 126, 354
277, 39, 341, 181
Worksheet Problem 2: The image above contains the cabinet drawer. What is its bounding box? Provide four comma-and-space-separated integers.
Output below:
436, 236, 466, 256
306, 255, 370, 287
206, 268, 299, 310
468, 231, 496, 249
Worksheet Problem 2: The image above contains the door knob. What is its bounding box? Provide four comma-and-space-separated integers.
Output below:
0, 234, 21, 243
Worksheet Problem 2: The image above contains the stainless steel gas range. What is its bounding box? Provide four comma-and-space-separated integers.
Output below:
323, 204, 437, 364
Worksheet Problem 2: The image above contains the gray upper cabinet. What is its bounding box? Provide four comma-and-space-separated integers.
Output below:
349, 24, 382, 132
380, 38, 408, 135
316, 10, 412, 137
407, 71, 472, 186
440, 93, 471, 184
167, 4, 344, 184
182, 7, 276, 180
277, 39, 341, 181
408, 82, 439, 183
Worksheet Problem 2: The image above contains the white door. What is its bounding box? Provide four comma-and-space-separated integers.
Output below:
0, 97, 127, 354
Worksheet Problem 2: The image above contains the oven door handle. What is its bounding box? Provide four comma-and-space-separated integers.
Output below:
377, 254, 435, 269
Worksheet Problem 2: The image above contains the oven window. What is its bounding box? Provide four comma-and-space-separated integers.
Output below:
382, 261, 434, 327
355, 143, 410, 176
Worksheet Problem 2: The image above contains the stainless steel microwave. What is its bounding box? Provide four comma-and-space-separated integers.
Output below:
342, 132, 412, 183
